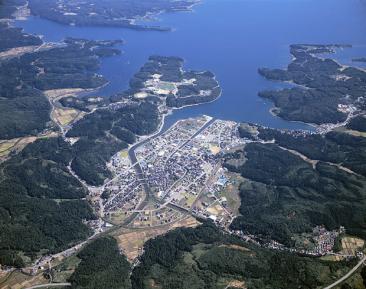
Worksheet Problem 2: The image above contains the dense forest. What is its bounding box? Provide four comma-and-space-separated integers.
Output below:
256, 127, 366, 177
0, 137, 95, 266
130, 222, 353, 289
225, 125, 366, 247
69, 237, 131, 289
258, 44, 366, 124
347, 115, 366, 132
63, 55, 220, 186
0, 35, 120, 139
67, 101, 159, 186
0, 22, 42, 52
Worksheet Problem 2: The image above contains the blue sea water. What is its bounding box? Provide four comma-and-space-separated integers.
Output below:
15, 0, 366, 131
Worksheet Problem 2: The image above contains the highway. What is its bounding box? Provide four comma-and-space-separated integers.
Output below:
323, 256, 366, 289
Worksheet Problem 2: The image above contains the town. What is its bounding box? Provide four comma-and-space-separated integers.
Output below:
99, 116, 247, 230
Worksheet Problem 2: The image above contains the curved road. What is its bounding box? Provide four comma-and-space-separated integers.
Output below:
323, 256, 366, 289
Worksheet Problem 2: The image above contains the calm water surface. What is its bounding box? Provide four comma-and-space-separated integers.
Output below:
15, 0, 366, 130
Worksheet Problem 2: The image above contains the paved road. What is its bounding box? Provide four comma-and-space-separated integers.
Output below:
124, 117, 215, 226
323, 256, 366, 289
24, 283, 71, 289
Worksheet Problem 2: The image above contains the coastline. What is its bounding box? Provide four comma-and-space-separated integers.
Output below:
126, 83, 222, 161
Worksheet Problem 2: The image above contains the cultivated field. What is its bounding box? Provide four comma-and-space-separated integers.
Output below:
114, 216, 200, 260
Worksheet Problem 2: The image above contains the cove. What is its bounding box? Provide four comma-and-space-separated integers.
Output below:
15, 0, 366, 131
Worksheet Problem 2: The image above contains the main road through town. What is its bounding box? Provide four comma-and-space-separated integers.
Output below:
124, 117, 216, 225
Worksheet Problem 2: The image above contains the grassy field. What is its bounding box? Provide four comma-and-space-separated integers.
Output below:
220, 172, 244, 216
108, 210, 134, 225
52, 255, 81, 283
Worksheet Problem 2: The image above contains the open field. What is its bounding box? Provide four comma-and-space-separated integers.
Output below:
0, 271, 48, 289
335, 126, 366, 138
0, 137, 37, 160
341, 236, 364, 256
224, 280, 246, 289
344, 129, 366, 138
0, 141, 17, 156
45, 88, 90, 129
108, 210, 134, 225
321, 255, 345, 262
321, 236, 364, 262
220, 244, 251, 252
52, 108, 85, 127
43, 89, 88, 101
52, 256, 81, 284
0, 46, 39, 59
114, 216, 200, 260
220, 173, 243, 216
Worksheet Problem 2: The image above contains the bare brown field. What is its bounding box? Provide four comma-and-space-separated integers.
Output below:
43, 88, 87, 100
320, 255, 344, 262
114, 216, 200, 261
225, 280, 246, 289
222, 172, 243, 216
52, 108, 85, 127
0, 46, 39, 59
0, 131, 59, 162
207, 203, 224, 216
335, 126, 366, 138
220, 244, 250, 252
0, 141, 17, 156
0, 271, 48, 289
0, 137, 37, 160
341, 236, 364, 256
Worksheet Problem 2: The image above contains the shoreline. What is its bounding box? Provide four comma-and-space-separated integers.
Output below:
125, 89, 222, 164
16, 0, 202, 32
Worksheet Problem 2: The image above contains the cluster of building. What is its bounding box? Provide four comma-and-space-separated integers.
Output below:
134, 117, 246, 225
237, 226, 346, 258
131, 206, 184, 228
102, 155, 145, 220
311, 226, 343, 255
135, 116, 211, 198
317, 103, 358, 134
96, 116, 247, 229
